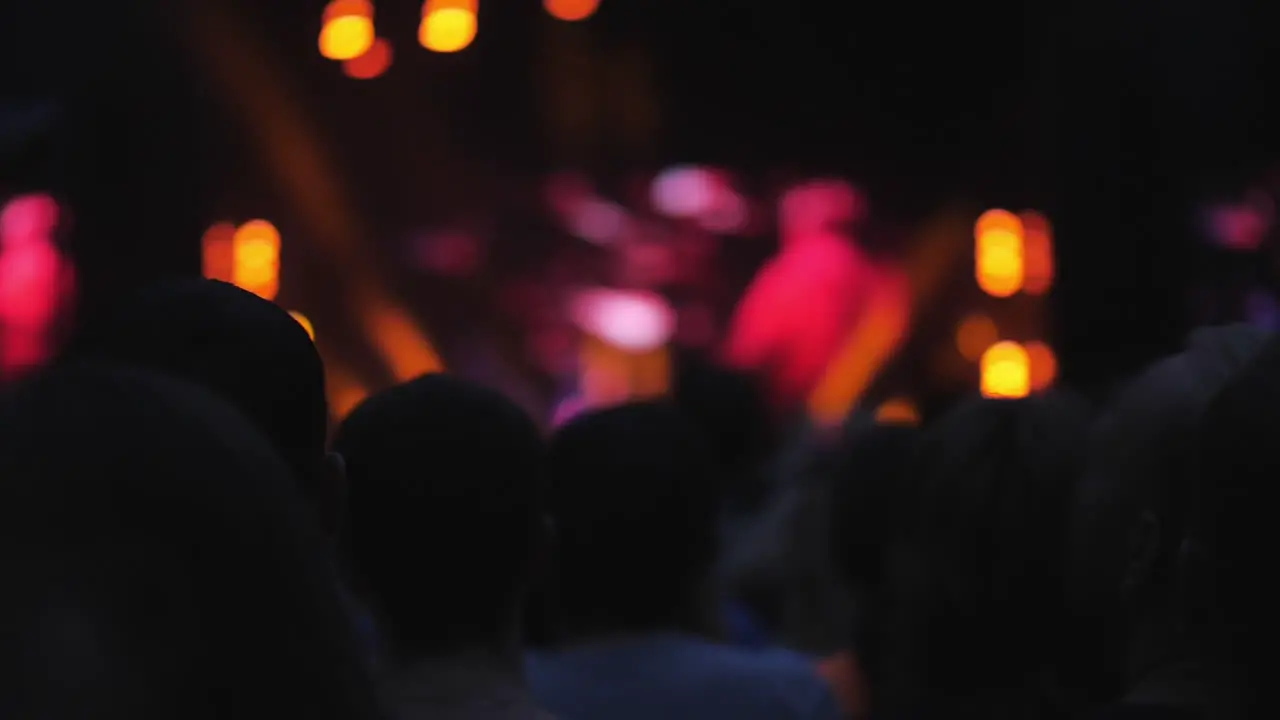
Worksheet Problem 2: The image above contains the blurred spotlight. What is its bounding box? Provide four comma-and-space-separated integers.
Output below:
699, 190, 749, 234
955, 312, 998, 361
343, 37, 392, 79
875, 397, 920, 426
420, 0, 478, 53
574, 289, 675, 408
232, 219, 281, 301
980, 341, 1030, 398
320, 0, 375, 61
1025, 340, 1057, 391
1203, 191, 1273, 252
544, 0, 601, 21
1020, 210, 1054, 295
572, 288, 675, 352
367, 300, 444, 380
651, 165, 716, 219
201, 222, 237, 283
1, 193, 72, 379
975, 209, 1024, 298
288, 310, 316, 341
568, 199, 627, 245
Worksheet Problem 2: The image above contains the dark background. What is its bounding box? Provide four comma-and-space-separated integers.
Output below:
3, 0, 1276, 391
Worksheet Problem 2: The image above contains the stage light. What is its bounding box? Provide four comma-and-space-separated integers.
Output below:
1020, 210, 1054, 295
544, 0, 601, 21
232, 220, 281, 301
975, 209, 1024, 298
420, 0, 477, 53
955, 313, 998, 361
343, 37, 392, 79
875, 397, 920, 426
319, 0, 375, 61
980, 341, 1030, 399
201, 222, 237, 283
1026, 340, 1058, 391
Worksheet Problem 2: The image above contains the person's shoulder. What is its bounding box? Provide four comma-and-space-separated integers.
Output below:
678, 640, 841, 717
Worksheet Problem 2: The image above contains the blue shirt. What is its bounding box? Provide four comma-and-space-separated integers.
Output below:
527, 633, 843, 720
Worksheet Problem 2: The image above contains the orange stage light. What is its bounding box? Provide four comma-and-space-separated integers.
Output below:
1020, 210, 1055, 295
343, 37, 392, 79
201, 222, 236, 283
875, 397, 920, 426
232, 219, 281, 301
980, 341, 1030, 399
975, 209, 1025, 298
1026, 340, 1058, 391
544, 0, 601, 21
420, 0, 477, 53
955, 313, 998, 361
319, 0, 375, 60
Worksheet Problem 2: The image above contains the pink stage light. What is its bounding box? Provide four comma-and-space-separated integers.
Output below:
651, 165, 716, 218
571, 288, 676, 352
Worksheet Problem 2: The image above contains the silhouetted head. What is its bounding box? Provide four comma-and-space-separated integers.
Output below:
827, 422, 920, 703
71, 278, 340, 534
829, 423, 921, 595
888, 393, 1090, 716
0, 363, 381, 720
1182, 338, 1280, 712
546, 401, 718, 638
1069, 325, 1268, 693
673, 353, 775, 512
332, 373, 546, 660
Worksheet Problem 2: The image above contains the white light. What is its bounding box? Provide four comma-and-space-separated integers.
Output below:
651, 165, 716, 218
571, 288, 675, 352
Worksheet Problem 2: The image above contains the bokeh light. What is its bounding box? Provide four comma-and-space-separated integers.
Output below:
420, 0, 478, 53
343, 37, 392, 79
201, 222, 237, 283
955, 313, 998, 361
289, 311, 316, 341
319, 0, 375, 61
651, 165, 716, 218
980, 341, 1030, 399
0, 193, 68, 378
1020, 210, 1055, 295
1026, 340, 1058, 391
232, 220, 281, 301
544, 0, 601, 21
875, 397, 920, 426
975, 209, 1025, 298
568, 199, 627, 245
572, 288, 675, 352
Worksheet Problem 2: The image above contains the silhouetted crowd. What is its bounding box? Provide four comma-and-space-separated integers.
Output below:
2, 277, 1276, 720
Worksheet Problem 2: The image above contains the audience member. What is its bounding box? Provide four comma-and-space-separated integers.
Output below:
1070, 326, 1267, 718
884, 393, 1091, 720
0, 362, 382, 720
332, 373, 552, 720
826, 421, 921, 716
527, 402, 843, 720
672, 352, 777, 535
1174, 339, 1280, 720
70, 278, 342, 537
719, 415, 839, 652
